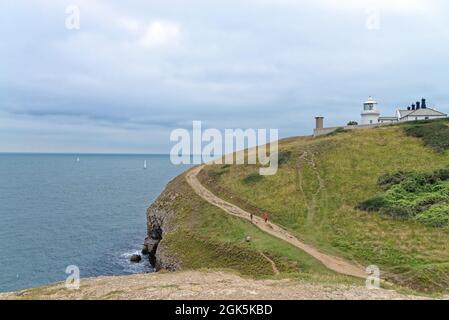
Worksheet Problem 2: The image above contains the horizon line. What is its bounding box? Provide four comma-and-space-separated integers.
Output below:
0, 152, 171, 156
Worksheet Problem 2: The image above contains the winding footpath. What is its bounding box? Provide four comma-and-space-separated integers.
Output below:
186, 165, 366, 279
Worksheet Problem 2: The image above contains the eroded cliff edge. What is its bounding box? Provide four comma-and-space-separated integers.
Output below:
144, 175, 182, 271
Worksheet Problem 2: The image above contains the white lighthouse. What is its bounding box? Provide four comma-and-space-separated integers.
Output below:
361, 96, 380, 125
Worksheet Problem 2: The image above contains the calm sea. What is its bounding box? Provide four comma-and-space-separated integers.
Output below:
0, 154, 189, 292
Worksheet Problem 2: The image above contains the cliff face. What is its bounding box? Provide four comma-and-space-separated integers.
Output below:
144, 179, 182, 271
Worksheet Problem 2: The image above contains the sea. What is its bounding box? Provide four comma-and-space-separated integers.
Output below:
0, 154, 189, 292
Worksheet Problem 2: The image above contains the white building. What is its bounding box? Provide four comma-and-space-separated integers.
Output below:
361, 97, 447, 124
361, 97, 381, 125
394, 107, 447, 122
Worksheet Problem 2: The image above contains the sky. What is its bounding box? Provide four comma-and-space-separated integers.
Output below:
1, 0, 449, 153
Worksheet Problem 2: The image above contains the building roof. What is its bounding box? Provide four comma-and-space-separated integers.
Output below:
364, 96, 377, 105
398, 108, 447, 119
397, 109, 414, 118
378, 116, 397, 120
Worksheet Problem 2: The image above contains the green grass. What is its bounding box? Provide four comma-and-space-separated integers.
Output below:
156, 174, 358, 285
241, 173, 264, 185
404, 120, 449, 153
11, 120, 449, 297
207, 165, 230, 178
200, 121, 449, 293
326, 127, 349, 137
278, 150, 293, 166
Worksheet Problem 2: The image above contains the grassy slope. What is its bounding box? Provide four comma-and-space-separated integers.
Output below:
201, 124, 449, 293
156, 173, 359, 286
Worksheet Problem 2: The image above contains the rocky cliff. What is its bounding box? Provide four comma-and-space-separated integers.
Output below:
144, 178, 182, 271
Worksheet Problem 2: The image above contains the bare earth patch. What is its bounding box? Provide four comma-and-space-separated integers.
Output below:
0, 271, 430, 300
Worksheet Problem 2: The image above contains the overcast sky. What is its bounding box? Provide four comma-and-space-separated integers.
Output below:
1, 0, 449, 153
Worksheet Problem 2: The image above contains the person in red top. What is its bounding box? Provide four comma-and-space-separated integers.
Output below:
263, 213, 269, 223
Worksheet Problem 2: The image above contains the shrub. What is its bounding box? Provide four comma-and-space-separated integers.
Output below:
435, 168, 449, 181
404, 121, 449, 153
358, 196, 388, 212
347, 121, 358, 126
401, 179, 423, 193
358, 166, 449, 227
380, 206, 415, 220
278, 150, 292, 166
378, 171, 413, 189
415, 204, 449, 227
208, 166, 230, 178
241, 173, 264, 185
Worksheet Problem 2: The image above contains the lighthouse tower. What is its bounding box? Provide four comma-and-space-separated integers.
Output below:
361, 96, 380, 125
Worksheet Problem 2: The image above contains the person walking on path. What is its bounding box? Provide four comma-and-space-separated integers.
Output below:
263, 213, 269, 223
250, 213, 254, 223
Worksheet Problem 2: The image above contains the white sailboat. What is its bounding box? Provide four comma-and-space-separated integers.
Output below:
76, 157, 80, 162
143, 160, 147, 169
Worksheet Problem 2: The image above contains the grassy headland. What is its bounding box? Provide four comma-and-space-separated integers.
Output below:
199, 120, 449, 293
151, 172, 357, 285
6, 120, 449, 298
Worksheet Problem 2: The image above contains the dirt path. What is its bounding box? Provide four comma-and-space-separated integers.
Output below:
186, 165, 366, 279
259, 251, 280, 276
296, 150, 330, 227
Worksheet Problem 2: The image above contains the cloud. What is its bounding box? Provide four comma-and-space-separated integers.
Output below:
1, 0, 449, 153
255, 0, 435, 14
117, 17, 142, 33
139, 20, 181, 49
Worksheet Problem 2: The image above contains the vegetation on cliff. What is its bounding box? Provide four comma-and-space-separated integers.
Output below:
358, 168, 449, 227
198, 119, 449, 293
148, 173, 356, 285
404, 119, 449, 153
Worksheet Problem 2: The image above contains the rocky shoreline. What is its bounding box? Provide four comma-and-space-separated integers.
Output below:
142, 178, 182, 271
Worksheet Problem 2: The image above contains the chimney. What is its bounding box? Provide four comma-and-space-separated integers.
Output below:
416, 101, 421, 109
422, 98, 427, 109
412, 104, 416, 110
407, 106, 411, 110
315, 117, 324, 130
